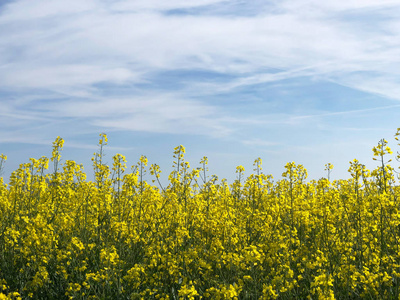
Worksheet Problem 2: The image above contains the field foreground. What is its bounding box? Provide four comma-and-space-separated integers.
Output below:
1, 134, 400, 299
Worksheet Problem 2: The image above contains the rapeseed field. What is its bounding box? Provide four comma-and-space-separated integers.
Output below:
2, 131, 400, 299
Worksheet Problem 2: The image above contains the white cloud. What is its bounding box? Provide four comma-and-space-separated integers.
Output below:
299, 0, 400, 11
109, 0, 229, 12
1, 0, 400, 141
242, 138, 278, 148
0, 64, 135, 89
292, 104, 400, 120
27, 94, 232, 137
0, 0, 97, 21
1, 1, 397, 76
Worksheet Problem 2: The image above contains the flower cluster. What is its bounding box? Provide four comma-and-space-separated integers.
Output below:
1, 132, 400, 299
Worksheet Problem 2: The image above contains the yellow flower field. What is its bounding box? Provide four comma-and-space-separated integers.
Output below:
1, 131, 400, 299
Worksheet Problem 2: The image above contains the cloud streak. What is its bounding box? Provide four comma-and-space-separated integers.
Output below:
1, 1, 399, 91
1, 0, 400, 183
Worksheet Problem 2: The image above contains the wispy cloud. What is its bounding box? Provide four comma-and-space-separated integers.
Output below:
292, 104, 400, 120
25, 93, 229, 136
241, 138, 279, 148
110, 0, 229, 12
2, 0, 400, 102
2, 0, 400, 181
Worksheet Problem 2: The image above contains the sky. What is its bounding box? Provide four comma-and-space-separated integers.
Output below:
1, 0, 400, 185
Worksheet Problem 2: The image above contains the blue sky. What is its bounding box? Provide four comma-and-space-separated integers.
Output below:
1, 0, 400, 184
